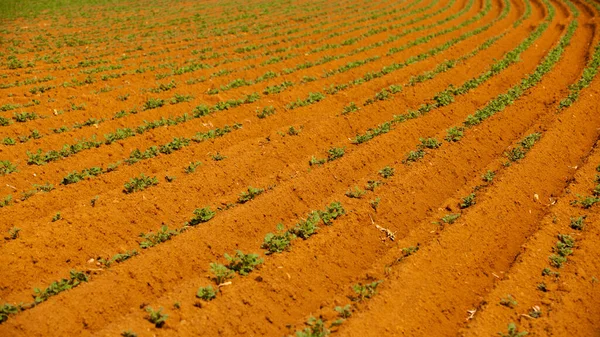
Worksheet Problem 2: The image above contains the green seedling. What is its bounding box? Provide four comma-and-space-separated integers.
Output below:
238, 186, 264, 204
370, 198, 381, 211
334, 304, 352, 318
327, 147, 345, 161
419, 137, 441, 149
289, 211, 321, 239
256, 106, 276, 119
498, 323, 527, 337
345, 186, 366, 199
549, 254, 567, 268
0, 161, 17, 176
33, 270, 88, 304
184, 161, 202, 174
351, 280, 382, 301
188, 207, 215, 226
342, 102, 359, 115
196, 286, 217, 301
460, 193, 476, 208
319, 201, 345, 225
262, 224, 295, 254
482, 170, 495, 182
365, 180, 381, 191
210, 263, 234, 285
145, 306, 168, 328
378, 166, 395, 178
499, 295, 517, 308
403, 149, 425, 163
123, 174, 158, 193
294, 316, 330, 337
309, 156, 326, 166
445, 127, 464, 142
139, 225, 178, 248
5, 227, 20, 240
0, 303, 20, 324
570, 216, 585, 230
224, 251, 263, 275
441, 213, 461, 224
99, 250, 138, 267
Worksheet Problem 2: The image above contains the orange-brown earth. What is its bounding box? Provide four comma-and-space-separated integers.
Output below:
1, 0, 599, 336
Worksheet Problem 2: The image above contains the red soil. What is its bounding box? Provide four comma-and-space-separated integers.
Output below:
0, 0, 599, 335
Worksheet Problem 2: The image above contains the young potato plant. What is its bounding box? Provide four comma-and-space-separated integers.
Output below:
3, 137, 16, 145
419, 137, 442, 149
187, 207, 216, 226
365, 180, 382, 191
196, 285, 217, 301
378, 166, 395, 178
401, 246, 419, 257
293, 316, 330, 337
403, 148, 425, 164
370, 198, 381, 211
0, 160, 18, 176
139, 225, 179, 248
309, 156, 326, 166
21, 190, 36, 202
224, 251, 263, 275
570, 195, 600, 208
570, 216, 585, 230
334, 304, 352, 318
212, 152, 226, 161
460, 193, 476, 208
445, 127, 464, 142
238, 186, 264, 204
289, 211, 322, 239
99, 250, 138, 267
319, 201, 345, 225
542, 268, 560, 278
553, 234, 575, 257
210, 263, 235, 285
256, 106, 276, 119
145, 306, 168, 328
499, 294, 518, 308
351, 122, 391, 144
51, 212, 62, 222
286, 92, 326, 109
263, 202, 344, 252
342, 102, 359, 115
327, 147, 345, 161
345, 186, 366, 199
142, 98, 165, 111
123, 174, 158, 194
34, 182, 54, 192
5, 227, 21, 240
61, 167, 102, 185
441, 213, 461, 225
482, 170, 495, 182
288, 126, 301, 136
498, 323, 528, 337
33, 270, 89, 304
262, 224, 295, 254
549, 254, 567, 268
0, 195, 12, 208
184, 161, 202, 174
351, 280, 383, 301
0, 303, 22, 323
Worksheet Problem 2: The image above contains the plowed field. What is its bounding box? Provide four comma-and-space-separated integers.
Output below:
1, 0, 600, 335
